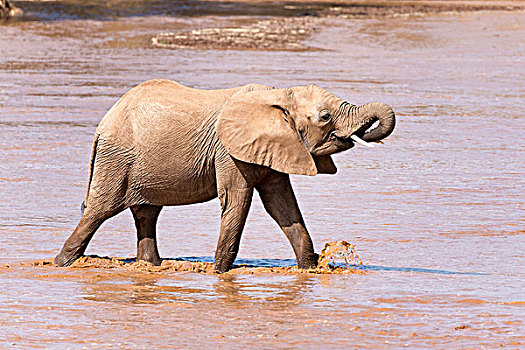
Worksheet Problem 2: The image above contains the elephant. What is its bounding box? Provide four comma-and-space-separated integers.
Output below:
54, 80, 395, 272
0, 0, 22, 21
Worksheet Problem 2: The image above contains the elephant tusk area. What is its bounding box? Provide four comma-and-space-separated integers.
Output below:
350, 134, 375, 148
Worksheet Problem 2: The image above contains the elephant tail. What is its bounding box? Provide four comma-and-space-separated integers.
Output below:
82, 132, 100, 214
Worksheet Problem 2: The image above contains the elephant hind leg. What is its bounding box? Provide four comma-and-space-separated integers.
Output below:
55, 148, 133, 267
54, 204, 124, 267
130, 205, 163, 266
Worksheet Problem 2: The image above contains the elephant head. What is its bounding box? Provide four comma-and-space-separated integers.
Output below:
216, 84, 395, 175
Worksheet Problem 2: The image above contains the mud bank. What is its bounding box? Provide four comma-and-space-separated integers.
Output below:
22, 241, 365, 275
12, 0, 524, 22
25, 257, 365, 274
151, 0, 525, 50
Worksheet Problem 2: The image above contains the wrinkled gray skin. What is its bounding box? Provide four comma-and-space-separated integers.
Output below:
55, 80, 395, 272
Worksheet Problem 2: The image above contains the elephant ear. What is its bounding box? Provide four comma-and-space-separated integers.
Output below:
216, 89, 318, 176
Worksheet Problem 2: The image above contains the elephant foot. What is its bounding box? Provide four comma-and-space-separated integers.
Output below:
297, 252, 319, 270
54, 251, 83, 267
213, 255, 235, 274
137, 238, 162, 266
213, 265, 231, 274
137, 254, 162, 266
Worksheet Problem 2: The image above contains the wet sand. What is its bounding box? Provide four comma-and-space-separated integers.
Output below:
1, 0, 524, 348
16, 241, 364, 274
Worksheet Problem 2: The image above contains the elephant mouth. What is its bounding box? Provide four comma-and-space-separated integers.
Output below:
331, 132, 354, 146
331, 119, 379, 148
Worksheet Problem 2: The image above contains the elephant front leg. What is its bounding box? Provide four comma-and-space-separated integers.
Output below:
214, 187, 254, 273
130, 205, 163, 266
256, 172, 318, 269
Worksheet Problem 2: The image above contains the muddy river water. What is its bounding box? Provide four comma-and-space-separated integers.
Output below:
0, 2, 524, 348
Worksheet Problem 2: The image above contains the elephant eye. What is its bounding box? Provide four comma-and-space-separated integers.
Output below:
319, 113, 332, 122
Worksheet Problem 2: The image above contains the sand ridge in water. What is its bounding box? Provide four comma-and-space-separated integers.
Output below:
21, 241, 365, 275
152, 17, 321, 51
150, 1, 525, 51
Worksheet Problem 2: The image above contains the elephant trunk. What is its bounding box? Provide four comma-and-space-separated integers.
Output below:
335, 102, 395, 145
351, 102, 396, 142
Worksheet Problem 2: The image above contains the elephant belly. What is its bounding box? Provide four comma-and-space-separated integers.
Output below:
145, 185, 217, 206
129, 162, 218, 206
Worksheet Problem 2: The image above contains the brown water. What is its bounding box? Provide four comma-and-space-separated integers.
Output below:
1, 3, 524, 348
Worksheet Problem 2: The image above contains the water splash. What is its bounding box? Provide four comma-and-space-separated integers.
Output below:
318, 241, 363, 268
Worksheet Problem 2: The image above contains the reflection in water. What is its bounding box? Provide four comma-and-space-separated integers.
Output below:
214, 273, 317, 305
77, 262, 316, 308
77, 264, 318, 305
83, 272, 170, 304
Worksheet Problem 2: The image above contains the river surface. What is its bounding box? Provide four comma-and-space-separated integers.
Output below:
0, 3, 524, 348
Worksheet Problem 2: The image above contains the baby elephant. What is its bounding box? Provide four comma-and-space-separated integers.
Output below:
55, 80, 395, 272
